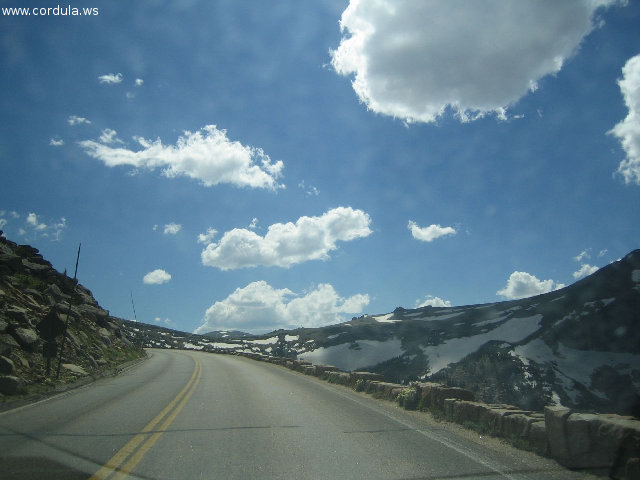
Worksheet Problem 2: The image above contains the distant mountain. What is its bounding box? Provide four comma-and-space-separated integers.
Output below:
119, 249, 640, 417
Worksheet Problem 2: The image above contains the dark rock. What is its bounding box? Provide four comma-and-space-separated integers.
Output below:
0, 355, 15, 375
0, 375, 23, 395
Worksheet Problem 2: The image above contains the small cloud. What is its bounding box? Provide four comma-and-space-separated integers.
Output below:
152, 224, 158, 231
49, 137, 64, 147
249, 218, 258, 230
573, 249, 591, 262
197, 227, 218, 244
573, 264, 599, 280
26, 212, 47, 231
497, 271, 562, 300
415, 295, 452, 308
408, 221, 456, 242
98, 73, 123, 84
68, 115, 91, 126
0, 218, 7, 229
99, 128, 122, 144
135, 78, 144, 86
598, 249, 608, 257
143, 269, 172, 285
163, 223, 182, 235
154, 317, 173, 326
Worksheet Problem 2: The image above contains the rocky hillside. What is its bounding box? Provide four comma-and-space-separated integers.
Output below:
0, 232, 145, 399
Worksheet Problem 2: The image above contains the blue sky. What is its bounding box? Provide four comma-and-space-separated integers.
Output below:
1, 0, 639, 334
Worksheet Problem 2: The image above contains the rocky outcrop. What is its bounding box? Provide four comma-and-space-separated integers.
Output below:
0, 232, 144, 398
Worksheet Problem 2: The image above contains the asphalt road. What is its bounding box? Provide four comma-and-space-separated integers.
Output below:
0, 349, 597, 479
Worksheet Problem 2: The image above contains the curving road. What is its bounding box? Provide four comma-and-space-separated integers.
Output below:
0, 349, 596, 479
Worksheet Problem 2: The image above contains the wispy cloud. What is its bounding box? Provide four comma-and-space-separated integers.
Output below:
609, 54, 640, 185
79, 125, 285, 190
201, 207, 372, 270
143, 269, 172, 285
98, 72, 123, 84
99, 128, 122, 144
331, 1, 616, 123
10, 211, 68, 241
408, 221, 456, 242
135, 78, 144, 86
573, 249, 591, 262
195, 281, 369, 334
497, 271, 564, 300
197, 227, 218, 244
163, 223, 182, 235
68, 115, 91, 126
49, 137, 64, 146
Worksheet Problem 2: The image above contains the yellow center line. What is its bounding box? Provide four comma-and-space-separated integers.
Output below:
90, 357, 201, 480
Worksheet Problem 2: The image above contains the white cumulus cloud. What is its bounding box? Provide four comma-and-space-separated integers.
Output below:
609, 54, 640, 185
135, 78, 144, 86
497, 271, 564, 300
98, 73, 123, 84
163, 223, 182, 235
49, 138, 64, 146
573, 263, 599, 279
201, 207, 372, 270
415, 295, 452, 308
143, 269, 172, 285
331, 0, 617, 123
194, 281, 370, 334
408, 221, 456, 242
79, 125, 284, 190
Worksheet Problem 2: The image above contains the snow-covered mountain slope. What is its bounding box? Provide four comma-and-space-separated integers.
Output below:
294, 249, 640, 415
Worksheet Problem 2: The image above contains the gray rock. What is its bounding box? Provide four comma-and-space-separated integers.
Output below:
11, 327, 40, 350
0, 355, 15, 375
62, 363, 87, 376
21, 258, 50, 272
545, 405, 572, 462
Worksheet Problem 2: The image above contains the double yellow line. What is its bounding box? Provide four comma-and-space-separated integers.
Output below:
90, 358, 202, 480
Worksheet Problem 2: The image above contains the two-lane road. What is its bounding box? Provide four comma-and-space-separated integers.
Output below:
0, 349, 595, 479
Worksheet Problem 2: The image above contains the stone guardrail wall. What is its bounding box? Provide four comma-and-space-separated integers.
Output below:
226, 351, 639, 479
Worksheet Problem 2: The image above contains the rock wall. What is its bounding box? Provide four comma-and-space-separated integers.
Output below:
229, 350, 640, 479
0, 233, 145, 399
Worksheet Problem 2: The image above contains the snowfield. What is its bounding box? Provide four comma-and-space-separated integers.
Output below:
299, 339, 404, 371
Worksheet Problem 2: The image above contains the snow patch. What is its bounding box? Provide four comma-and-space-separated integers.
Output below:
247, 336, 279, 345
373, 313, 399, 323
421, 315, 543, 374
299, 339, 403, 371
285, 335, 299, 341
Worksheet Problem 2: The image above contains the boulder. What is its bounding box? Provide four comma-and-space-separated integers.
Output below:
62, 363, 88, 376
0, 355, 15, 375
0, 375, 23, 395
11, 327, 40, 350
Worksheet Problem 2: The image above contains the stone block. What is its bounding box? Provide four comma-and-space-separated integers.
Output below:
545, 405, 571, 461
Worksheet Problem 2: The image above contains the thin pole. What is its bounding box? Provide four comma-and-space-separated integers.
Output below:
55, 243, 81, 380
130, 290, 137, 322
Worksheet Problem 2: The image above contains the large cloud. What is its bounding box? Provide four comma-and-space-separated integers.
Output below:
497, 271, 564, 300
609, 54, 640, 185
201, 207, 372, 270
79, 125, 284, 190
408, 221, 456, 242
331, 0, 617, 123
194, 281, 370, 334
